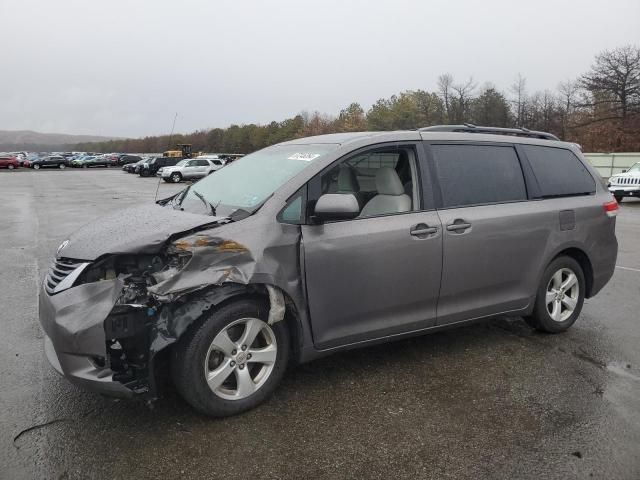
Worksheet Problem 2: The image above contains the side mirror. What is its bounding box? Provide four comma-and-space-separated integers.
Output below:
622, 169, 627, 173
313, 194, 360, 222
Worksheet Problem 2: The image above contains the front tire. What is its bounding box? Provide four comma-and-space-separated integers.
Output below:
170, 172, 182, 183
524, 256, 585, 333
171, 298, 289, 417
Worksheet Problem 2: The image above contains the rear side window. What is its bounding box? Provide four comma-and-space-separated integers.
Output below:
431, 144, 527, 208
521, 145, 595, 197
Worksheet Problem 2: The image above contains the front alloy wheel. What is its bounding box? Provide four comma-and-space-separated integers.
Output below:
204, 318, 277, 400
170, 172, 182, 183
172, 298, 289, 417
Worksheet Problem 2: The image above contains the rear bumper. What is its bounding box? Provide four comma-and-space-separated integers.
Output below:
589, 232, 618, 298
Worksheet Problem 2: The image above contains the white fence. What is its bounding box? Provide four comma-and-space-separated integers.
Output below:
584, 153, 640, 179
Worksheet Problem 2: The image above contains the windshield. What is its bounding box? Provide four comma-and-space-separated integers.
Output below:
177, 143, 337, 217
628, 162, 640, 173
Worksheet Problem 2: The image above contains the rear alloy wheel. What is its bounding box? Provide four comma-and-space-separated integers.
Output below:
59, 164, 66, 169
172, 299, 289, 417
170, 172, 182, 183
524, 256, 585, 333
8, 164, 14, 170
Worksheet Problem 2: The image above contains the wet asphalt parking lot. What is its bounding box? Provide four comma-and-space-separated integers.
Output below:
1, 168, 639, 480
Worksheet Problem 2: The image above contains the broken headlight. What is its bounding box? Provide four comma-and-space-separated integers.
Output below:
75, 250, 192, 304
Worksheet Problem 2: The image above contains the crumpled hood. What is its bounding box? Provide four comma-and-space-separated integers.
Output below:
59, 204, 225, 261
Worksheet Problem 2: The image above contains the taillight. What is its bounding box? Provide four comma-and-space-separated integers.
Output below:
603, 200, 619, 218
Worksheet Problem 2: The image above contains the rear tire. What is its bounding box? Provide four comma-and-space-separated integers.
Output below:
171, 298, 289, 417
614, 195, 623, 203
524, 256, 585, 333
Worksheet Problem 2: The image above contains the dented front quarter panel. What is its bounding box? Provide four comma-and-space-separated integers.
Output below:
146, 214, 307, 359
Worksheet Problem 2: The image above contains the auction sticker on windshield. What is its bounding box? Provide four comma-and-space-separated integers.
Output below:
288, 153, 321, 161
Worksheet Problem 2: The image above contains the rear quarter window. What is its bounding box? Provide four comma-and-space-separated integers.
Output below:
521, 145, 595, 197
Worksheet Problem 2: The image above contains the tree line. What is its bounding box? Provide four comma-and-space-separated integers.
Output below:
76, 45, 640, 154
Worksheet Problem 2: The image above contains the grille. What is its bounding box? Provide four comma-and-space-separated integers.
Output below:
45, 258, 84, 294
613, 177, 640, 185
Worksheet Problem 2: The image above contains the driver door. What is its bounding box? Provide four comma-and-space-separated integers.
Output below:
300, 144, 443, 349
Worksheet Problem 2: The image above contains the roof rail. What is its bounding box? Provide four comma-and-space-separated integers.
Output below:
419, 124, 560, 141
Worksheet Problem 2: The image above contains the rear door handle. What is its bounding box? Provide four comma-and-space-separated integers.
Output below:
410, 224, 438, 237
446, 222, 471, 232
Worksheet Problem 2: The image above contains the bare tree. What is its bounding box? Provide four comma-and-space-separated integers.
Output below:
451, 77, 476, 123
437, 73, 454, 123
580, 45, 640, 122
557, 79, 578, 138
510, 74, 528, 126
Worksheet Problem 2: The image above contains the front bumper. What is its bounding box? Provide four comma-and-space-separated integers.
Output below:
608, 185, 640, 197
39, 277, 135, 398
44, 333, 133, 398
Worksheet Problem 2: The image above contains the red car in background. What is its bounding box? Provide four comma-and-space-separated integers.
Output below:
0, 155, 20, 169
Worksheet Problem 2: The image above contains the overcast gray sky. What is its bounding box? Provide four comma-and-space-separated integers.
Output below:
2, 0, 639, 138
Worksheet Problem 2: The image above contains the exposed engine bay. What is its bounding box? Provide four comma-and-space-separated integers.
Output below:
75, 249, 192, 393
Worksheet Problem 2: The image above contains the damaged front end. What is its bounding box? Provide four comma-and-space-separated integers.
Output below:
39, 229, 291, 400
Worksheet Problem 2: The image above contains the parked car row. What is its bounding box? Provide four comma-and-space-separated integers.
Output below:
1, 151, 241, 178
121, 154, 237, 182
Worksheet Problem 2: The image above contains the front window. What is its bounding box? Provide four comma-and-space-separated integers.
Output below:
177, 144, 337, 217
175, 160, 188, 167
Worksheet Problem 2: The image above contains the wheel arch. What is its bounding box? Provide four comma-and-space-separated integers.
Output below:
149, 282, 303, 394
551, 247, 595, 298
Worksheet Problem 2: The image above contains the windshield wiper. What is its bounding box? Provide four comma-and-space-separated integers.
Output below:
193, 189, 218, 216
228, 194, 274, 222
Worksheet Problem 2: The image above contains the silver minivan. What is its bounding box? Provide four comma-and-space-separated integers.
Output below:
39, 125, 618, 416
